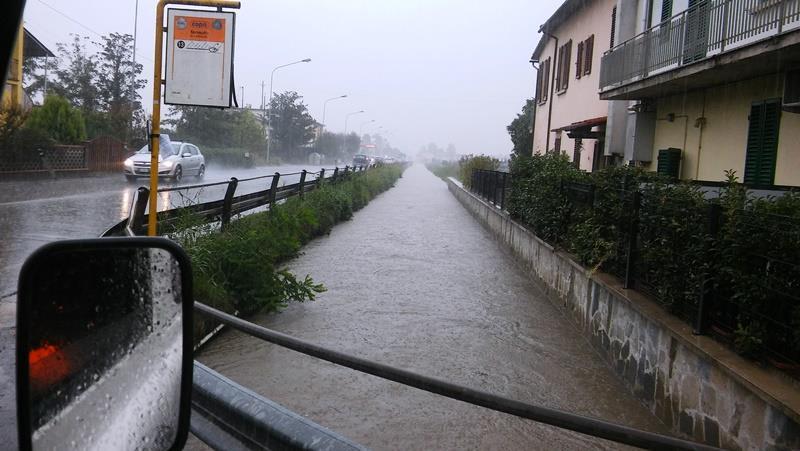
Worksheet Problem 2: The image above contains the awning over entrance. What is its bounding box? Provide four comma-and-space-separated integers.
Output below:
552, 116, 606, 140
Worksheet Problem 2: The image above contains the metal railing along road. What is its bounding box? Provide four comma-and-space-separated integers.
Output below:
600, 0, 800, 90
471, 169, 511, 211
102, 165, 370, 237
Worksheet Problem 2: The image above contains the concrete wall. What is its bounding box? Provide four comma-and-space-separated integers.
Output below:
648, 73, 800, 185
532, 0, 617, 170
447, 178, 800, 450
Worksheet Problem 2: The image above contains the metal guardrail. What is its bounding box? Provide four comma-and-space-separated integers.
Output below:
102, 165, 371, 237
191, 362, 367, 451
193, 302, 721, 451
600, 0, 800, 90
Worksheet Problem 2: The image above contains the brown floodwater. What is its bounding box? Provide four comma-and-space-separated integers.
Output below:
189, 164, 669, 450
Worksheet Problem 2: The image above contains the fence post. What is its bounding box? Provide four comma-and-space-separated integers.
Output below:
333, 167, 340, 182
694, 202, 722, 335
221, 177, 238, 231
128, 186, 150, 235
298, 170, 307, 199
500, 172, 507, 210
318, 169, 325, 188
344, 165, 350, 179
778, 0, 786, 34
268, 172, 280, 206
624, 190, 641, 289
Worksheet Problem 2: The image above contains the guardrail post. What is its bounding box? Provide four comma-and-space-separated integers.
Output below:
624, 190, 641, 289
221, 177, 238, 231
332, 167, 339, 183
318, 168, 325, 188
694, 202, 722, 335
128, 186, 150, 235
268, 172, 280, 207
344, 165, 350, 179
298, 170, 307, 199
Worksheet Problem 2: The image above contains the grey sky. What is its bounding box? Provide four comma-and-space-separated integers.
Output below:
23, 0, 561, 157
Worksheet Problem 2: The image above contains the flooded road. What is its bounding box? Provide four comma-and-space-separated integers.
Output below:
191, 164, 669, 450
0, 164, 318, 447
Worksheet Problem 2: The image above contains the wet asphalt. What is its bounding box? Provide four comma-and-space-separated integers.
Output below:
188, 164, 669, 450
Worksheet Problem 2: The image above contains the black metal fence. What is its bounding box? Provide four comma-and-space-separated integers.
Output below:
468, 169, 800, 378
103, 165, 374, 237
471, 169, 511, 210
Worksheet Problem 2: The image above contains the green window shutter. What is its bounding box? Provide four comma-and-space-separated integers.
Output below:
657, 148, 682, 179
661, 0, 673, 22
744, 99, 781, 186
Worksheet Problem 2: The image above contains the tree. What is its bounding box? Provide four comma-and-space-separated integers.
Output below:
52, 35, 99, 115
167, 106, 265, 150
25, 95, 87, 144
267, 91, 315, 158
507, 98, 534, 157
343, 132, 360, 157
93, 33, 146, 141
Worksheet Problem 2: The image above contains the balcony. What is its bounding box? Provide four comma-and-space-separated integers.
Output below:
599, 0, 800, 100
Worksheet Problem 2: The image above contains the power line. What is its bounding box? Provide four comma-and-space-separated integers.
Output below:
35, 0, 154, 63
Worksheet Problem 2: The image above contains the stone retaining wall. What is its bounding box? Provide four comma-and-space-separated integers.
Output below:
447, 177, 800, 450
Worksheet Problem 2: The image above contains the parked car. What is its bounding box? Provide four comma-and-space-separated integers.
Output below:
352, 154, 370, 168
123, 134, 205, 182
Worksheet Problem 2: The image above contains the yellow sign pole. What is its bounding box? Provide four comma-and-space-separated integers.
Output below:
148, 0, 241, 236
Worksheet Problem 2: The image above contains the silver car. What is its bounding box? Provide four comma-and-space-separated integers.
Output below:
123, 135, 205, 182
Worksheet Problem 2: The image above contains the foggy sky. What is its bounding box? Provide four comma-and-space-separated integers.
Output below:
23, 0, 562, 158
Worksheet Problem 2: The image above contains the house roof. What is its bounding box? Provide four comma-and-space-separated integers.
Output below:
551, 116, 607, 132
23, 28, 54, 58
531, 0, 593, 61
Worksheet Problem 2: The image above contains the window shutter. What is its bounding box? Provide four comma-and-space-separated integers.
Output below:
610, 6, 617, 48
562, 40, 571, 90
555, 49, 562, 92
584, 35, 594, 75
542, 58, 550, 101
661, 0, 673, 23
576, 42, 584, 79
744, 99, 781, 185
535, 66, 543, 102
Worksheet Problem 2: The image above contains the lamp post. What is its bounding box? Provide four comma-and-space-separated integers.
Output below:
265, 58, 311, 162
321, 94, 347, 135
359, 119, 376, 135
343, 110, 365, 156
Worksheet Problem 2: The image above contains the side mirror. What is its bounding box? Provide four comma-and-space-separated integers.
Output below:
17, 238, 193, 451
182, 152, 192, 158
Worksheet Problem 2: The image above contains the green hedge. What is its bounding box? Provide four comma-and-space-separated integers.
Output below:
180, 165, 405, 343
507, 154, 800, 364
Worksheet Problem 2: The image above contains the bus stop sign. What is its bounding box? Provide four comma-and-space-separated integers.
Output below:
165, 9, 235, 108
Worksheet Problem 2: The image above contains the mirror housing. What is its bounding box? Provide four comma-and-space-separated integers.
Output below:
17, 237, 193, 451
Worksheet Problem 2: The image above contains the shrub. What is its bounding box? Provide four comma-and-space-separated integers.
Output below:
459, 154, 500, 188
426, 160, 460, 181
25, 95, 87, 144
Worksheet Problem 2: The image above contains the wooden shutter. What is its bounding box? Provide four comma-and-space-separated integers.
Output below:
610, 6, 617, 48
535, 65, 543, 102
542, 58, 550, 101
562, 41, 571, 90
744, 99, 781, 186
584, 35, 594, 75
576, 42, 584, 79
661, 0, 673, 22
555, 47, 563, 92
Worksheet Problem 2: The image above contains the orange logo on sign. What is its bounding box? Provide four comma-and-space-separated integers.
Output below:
173, 16, 226, 42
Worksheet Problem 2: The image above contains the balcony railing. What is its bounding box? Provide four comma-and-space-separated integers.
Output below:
600, 0, 800, 90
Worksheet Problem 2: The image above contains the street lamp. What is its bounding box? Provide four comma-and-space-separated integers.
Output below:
265, 58, 312, 162
343, 110, 365, 156
321, 94, 347, 134
359, 119, 376, 135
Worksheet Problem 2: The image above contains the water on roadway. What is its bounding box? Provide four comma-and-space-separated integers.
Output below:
188, 164, 669, 450
0, 164, 320, 448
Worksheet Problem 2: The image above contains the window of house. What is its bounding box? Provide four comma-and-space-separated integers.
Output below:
744, 99, 781, 186
537, 57, 550, 104
576, 42, 584, 79
661, 0, 673, 23
555, 40, 571, 93
583, 35, 594, 75
554, 132, 562, 153
610, 6, 617, 48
